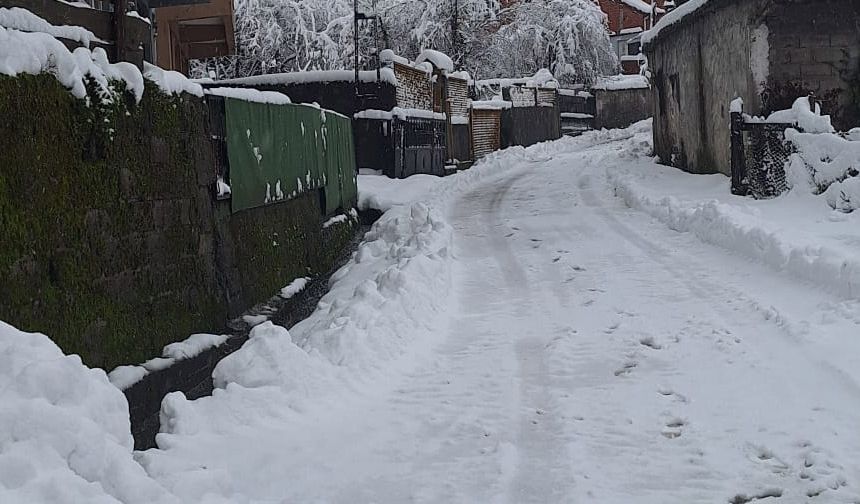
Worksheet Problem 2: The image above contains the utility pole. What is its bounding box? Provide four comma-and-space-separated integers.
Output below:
451, 0, 458, 65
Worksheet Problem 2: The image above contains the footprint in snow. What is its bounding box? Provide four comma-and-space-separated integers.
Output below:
639, 336, 662, 350
661, 417, 686, 439
614, 360, 637, 377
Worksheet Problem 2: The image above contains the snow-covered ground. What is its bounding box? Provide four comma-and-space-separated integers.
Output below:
4, 120, 860, 503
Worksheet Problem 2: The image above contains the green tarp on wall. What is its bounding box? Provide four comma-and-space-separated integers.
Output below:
224, 98, 357, 214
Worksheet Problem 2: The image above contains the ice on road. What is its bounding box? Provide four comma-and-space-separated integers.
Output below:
142, 124, 860, 503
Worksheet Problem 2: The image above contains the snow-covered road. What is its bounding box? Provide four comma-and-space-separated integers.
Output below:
132, 123, 860, 503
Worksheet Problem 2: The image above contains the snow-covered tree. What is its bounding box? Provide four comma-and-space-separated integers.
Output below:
481, 0, 618, 85
195, 0, 617, 84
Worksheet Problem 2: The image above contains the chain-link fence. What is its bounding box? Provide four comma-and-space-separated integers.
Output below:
731, 111, 797, 199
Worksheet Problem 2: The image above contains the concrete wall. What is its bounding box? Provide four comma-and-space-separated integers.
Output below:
0, 74, 356, 370
646, 0, 860, 175
594, 87, 653, 130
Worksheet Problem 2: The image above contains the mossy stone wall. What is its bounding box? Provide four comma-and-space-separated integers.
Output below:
0, 74, 357, 370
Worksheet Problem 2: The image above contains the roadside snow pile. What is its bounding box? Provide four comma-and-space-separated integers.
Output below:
0, 321, 177, 504
0, 26, 143, 101
0, 7, 102, 47
606, 121, 860, 299
358, 173, 445, 212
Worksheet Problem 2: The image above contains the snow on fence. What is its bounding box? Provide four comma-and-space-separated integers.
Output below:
731, 96, 860, 211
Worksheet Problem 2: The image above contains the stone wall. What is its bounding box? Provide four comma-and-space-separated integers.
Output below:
0, 73, 357, 370
646, 0, 860, 175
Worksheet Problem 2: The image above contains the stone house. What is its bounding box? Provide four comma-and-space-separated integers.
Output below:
597, 0, 671, 73
645, 0, 860, 175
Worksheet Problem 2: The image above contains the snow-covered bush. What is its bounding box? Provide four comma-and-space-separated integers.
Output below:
774, 98, 860, 212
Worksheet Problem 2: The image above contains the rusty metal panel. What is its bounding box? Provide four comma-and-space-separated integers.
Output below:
537, 88, 557, 107
446, 77, 470, 119
471, 109, 500, 159
508, 86, 535, 108
394, 62, 432, 110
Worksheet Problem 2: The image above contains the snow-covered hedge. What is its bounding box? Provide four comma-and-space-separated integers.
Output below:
772, 98, 860, 212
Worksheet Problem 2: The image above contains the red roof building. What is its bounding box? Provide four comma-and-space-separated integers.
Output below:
597, 0, 672, 74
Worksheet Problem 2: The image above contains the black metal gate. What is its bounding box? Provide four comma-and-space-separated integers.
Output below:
731, 111, 796, 199
392, 117, 447, 178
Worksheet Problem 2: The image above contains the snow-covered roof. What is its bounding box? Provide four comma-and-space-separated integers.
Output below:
213, 68, 397, 87
592, 74, 650, 91
642, 0, 710, 46
619, 0, 664, 14
415, 49, 454, 73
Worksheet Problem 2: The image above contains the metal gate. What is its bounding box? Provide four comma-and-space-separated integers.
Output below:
392, 117, 447, 178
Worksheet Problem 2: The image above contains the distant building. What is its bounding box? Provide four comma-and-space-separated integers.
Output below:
150, 0, 236, 74
597, 0, 672, 74
644, 0, 860, 175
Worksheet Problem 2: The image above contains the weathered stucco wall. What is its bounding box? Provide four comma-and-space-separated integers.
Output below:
647, 0, 860, 175
647, 0, 762, 175
0, 74, 356, 370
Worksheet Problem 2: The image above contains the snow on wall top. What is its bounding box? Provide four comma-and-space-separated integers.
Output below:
354, 107, 446, 121
592, 74, 650, 90
415, 49, 454, 73
0, 26, 145, 101
642, 0, 710, 46
0, 25, 203, 102
213, 68, 398, 87
475, 68, 559, 90
144, 62, 203, 97
206, 86, 292, 105
471, 99, 512, 110
0, 7, 103, 47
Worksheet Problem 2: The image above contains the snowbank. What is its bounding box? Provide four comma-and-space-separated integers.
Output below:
608, 138, 860, 299
0, 7, 102, 47
0, 26, 143, 101
358, 174, 446, 212
764, 96, 833, 134
0, 321, 177, 504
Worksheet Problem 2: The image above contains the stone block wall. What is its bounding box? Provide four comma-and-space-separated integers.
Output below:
0, 73, 357, 370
